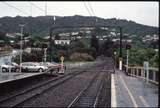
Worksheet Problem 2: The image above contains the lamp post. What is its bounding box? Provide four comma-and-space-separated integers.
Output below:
19, 24, 24, 73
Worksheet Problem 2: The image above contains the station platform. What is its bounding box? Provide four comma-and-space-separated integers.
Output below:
0, 72, 46, 84
111, 69, 158, 107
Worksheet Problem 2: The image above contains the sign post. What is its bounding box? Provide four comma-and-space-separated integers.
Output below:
143, 61, 149, 83
60, 56, 64, 74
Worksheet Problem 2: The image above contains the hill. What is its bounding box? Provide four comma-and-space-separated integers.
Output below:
0, 15, 158, 37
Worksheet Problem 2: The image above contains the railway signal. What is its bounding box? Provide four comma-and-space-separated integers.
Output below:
126, 43, 132, 73
126, 44, 132, 50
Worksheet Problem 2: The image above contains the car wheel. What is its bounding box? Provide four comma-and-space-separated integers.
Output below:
16, 68, 20, 72
25, 68, 29, 72
38, 68, 43, 72
2, 68, 7, 72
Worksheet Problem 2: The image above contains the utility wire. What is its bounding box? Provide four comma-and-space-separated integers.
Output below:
30, 2, 45, 12
87, 2, 98, 24
2, 2, 30, 16
87, 2, 96, 17
83, 2, 93, 17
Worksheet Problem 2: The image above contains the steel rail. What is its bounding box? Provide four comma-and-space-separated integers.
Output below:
68, 71, 102, 108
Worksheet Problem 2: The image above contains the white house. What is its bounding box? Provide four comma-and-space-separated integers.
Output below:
54, 40, 70, 45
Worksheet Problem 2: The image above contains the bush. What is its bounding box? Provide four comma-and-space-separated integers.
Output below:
12, 50, 44, 64
69, 52, 94, 61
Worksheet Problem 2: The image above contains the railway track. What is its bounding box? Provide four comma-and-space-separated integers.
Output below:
0, 62, 104, 107
0, 71, 89, 107
68, 71, 105, 107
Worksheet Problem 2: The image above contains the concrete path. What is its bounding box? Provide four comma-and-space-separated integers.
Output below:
111, 69, 158, 107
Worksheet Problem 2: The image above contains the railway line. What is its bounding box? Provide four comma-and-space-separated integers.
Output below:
0, 70, 90, 107
68, 71, 104, 107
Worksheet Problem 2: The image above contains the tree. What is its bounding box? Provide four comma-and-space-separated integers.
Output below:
55, 34, 60, 40
128, 47, 157, 67
99, 39, 114, 57
0, 31, 10, 45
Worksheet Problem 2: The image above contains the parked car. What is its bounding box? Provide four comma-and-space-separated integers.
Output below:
40, 62, 66, 72
51, 61, 66, 71
21, 62, 48, 72
0, 62, 20, 72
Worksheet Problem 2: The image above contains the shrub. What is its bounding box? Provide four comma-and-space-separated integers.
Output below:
69, 52, 94, 61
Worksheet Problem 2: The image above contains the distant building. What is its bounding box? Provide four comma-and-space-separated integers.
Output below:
142, 34, 159, 42
112, 38, 132, 42
54, 40, 70, 45
24, 47, 32, 53
43, 36, 54, 40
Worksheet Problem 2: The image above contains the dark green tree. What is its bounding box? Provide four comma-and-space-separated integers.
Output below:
55, 34, 60, 40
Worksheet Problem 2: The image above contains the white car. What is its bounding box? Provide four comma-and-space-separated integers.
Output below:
40, 62, 66, 72
0, 62, 20, 72
21, 62, 48, 72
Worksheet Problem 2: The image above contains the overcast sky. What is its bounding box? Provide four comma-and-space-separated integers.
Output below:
0, 1, 159, 27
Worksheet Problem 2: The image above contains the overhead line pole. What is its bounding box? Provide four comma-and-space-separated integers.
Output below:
49, 16, 56, 62
119, 26, 123, 70
19, 24, 25, 73
49, 27, 53, 62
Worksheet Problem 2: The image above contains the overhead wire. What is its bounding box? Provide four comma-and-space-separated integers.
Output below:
87, 2, 96, 17
83, 1, 93, 17
2, 2, 30, 16
87, 2, 98, 25
30, 2, 45, 13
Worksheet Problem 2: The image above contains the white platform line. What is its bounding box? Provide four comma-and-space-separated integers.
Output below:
119, 75, 138, 107
111, 74, 117, 107
139, 96, 149, 107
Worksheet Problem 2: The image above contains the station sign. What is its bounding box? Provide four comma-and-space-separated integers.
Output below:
143, 61, 149, 71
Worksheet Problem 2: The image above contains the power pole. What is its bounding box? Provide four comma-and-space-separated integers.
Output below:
119, 27, 123, 70
49, 16, 56, 62
49, 27, 53, 62
19, 24, 25, 73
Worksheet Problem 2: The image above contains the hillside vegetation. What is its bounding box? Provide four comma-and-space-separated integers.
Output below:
0, 15, 158, 37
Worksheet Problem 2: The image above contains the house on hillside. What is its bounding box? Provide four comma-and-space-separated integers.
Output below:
54, 40, 70, 45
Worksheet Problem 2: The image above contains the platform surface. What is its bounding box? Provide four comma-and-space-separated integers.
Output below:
112, 70, 158, 107
0, 72, 45, 84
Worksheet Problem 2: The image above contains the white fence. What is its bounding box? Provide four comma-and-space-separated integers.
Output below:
124, 65, 159, 85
